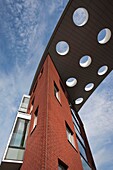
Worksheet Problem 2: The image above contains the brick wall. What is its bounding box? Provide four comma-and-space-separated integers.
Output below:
21, 55, 83, 170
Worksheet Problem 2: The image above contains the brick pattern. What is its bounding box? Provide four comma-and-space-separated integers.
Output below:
21, 55, 95, 170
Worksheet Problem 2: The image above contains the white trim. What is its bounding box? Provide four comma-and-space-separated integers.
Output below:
17, 112, 31, 120
2, 95, 31, 162
2, 159, 23, 164
2, 115, 18, 162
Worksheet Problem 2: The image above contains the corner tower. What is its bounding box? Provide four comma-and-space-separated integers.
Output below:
21, 56, 96, 170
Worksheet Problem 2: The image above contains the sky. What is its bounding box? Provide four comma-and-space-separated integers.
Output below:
0, 0, 113, 170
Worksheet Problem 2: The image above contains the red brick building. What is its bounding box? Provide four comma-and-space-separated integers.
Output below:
1, 0, 113, 169
21, 56, 96, 170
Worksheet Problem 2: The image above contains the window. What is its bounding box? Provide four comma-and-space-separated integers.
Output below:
10, 118, 29, 148
33, 82, 37, 93
77, 138, 87, 161
30, 98, 34, 113
66, 123, 75, 148
58, 159, 68, 170
54, 82, 60, 102
21, 96, 30, 109
32, 107, 38, 130
6, 118, 30, 161
81, 156, 91, 170
39, 68, 43, 79
71, 109, 85, 147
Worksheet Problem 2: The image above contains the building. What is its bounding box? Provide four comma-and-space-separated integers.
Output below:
21, 56, 96, 170
21, 0, 113, 169
1, 0, 113, 169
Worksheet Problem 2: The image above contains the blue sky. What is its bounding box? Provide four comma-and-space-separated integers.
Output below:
0, 0, 113, 170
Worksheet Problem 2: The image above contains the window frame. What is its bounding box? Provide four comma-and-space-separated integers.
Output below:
30, 97, 34, 113
65, 123, 76, 148
58, 159, 68, 170
32, 107, 38, 132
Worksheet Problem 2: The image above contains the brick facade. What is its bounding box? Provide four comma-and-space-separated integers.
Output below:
21, 55, 95, 170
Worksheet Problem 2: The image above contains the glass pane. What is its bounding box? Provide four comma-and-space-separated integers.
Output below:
23, 97, 29, 104
10, 118, 29, 148
71, 109, 80, 125
58, 164, 67, 170
5, 147, 24, 161
23, 121, 30, 147
72, 116, 80, 133
75, 126, 85, 147
21, 102, 28, 109
77, 139, 87, 161
81, 156, 91, 170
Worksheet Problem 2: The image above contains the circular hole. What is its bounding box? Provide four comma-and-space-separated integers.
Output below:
97, 28, 111, 44
66, 77, 77, 87
73, 8, 89, 26
98, 65, 108, 75
75, 97, 83, 105
85, 83, 94, 91
56, 41, 69, 55
79, 55, 92, 67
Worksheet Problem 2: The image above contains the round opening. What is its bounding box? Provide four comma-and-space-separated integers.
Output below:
98, 65, 108, 75
85, 83, 94, 91
56, 41, 69, 55
73, 8, 89, 26
66, 77, 77, 87
97, 28, 111, 44
75, 97, 83, 105
79, 55, 92, 67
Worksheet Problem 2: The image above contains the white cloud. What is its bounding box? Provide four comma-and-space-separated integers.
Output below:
0, 62, 34, 161
0, 0, 69, 163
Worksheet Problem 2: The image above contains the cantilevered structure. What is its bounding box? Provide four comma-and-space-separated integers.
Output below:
30, 0, 113, 112
1, 0, 113, 169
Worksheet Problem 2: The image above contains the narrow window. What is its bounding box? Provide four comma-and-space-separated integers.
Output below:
58, 159, 68, 170
33, 107, 38, 130
66, 123, 75, 148
54, 82, 60, 102
39, 67, 43, 79
33, 82, 37, 93
21, 96, 30, 109
30, 98, 34, 113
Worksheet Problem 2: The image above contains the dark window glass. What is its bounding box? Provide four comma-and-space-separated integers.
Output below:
33, 82, 37, 92
58, 159, 68, 170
